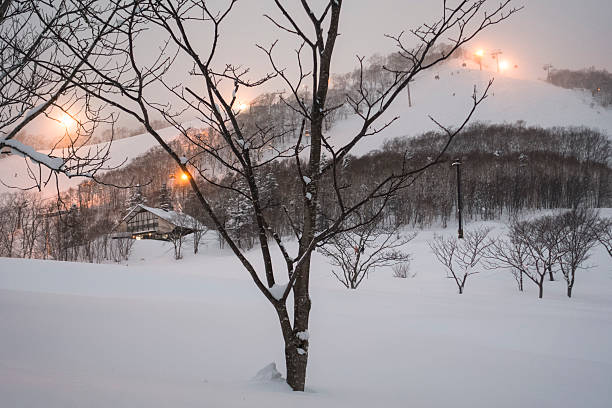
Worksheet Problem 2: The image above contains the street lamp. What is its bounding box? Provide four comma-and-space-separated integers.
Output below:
176, 171, 190, 210
451, 159, 464, 239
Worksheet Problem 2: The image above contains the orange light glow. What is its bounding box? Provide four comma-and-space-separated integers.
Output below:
475, 49, 484, 57
59, 113, 76, 130
238, 102, 248, 111
499, 60, 509, 71
181, 172, 189, 181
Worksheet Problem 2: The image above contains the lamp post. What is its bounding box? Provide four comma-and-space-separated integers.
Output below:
475, 49, 484, 71
452, 159, 464, 239
168, 171, 189, 210
491, 49, 503, 73
178, 172, 189, 210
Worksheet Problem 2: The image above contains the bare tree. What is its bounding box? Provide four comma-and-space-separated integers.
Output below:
190, 220, 207, 255
510, 219, 557, 298
489, 211, 602, 298
392, 262, 415, 279
17, 192, 43, 258
537, 214, 566, 281
493, 217, 567, 299
167, 229, 185, 260
56, 0, 520, 391
485, 229, 531, 292
319, 216, 415, 289
109, 237, 133, 263
0, 0, 129, 190
558, 208, 600, 298
0, 192, 26, 257
596, 217, 612, 258
429, 227, 492, 294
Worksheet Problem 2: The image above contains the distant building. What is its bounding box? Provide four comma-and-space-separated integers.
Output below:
114, 204, 201, 240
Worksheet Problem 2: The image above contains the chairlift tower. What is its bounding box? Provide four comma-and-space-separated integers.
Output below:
543, 64, 553, 81
491, 49, 503, 73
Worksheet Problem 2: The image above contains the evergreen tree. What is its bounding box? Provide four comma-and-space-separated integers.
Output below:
127, 184, 146, 211
159, 184, 173, 211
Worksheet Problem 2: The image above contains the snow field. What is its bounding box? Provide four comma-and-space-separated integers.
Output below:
1, 219, 611, 407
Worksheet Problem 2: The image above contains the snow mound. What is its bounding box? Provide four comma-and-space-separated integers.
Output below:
252, 362, 284, 383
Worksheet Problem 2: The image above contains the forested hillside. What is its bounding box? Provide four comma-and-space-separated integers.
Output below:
2, 122, 609, 259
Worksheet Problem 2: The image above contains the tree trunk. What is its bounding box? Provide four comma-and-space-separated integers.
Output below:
538, 276, 544, 299
548, 265, 554, 281
285, 342, 308, 391
275, 300, 309, 392
458, 274, 467, 294
287, 252, 312, 391
567, 272, 575, 298
519, 270, 523, 291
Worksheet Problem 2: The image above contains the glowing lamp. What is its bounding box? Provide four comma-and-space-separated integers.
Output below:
60, 113, 76, 130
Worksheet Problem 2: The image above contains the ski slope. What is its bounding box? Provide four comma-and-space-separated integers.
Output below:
1, 60, 611, 197
1, 220, 611, 407
328, 59, 612, 155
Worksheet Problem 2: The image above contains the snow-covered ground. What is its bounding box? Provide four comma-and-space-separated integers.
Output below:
1, 220, 611, 407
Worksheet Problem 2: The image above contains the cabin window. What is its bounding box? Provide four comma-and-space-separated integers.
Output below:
127, 210, 159, 233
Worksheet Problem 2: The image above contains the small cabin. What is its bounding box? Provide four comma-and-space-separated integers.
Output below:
114, 204, 201, 240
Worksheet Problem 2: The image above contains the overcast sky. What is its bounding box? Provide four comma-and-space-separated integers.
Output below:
215, 0, 612, 82
147, 0, 609, 109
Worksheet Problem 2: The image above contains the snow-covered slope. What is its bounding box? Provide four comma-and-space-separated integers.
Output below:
328, 60, 612, 155
0, 123, 190, 198
2, 60, 611, 197
1, 220, 611, 407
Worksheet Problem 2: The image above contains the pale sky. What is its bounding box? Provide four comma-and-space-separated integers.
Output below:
212, 0, 612, 84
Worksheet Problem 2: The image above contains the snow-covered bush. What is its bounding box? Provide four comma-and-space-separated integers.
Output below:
320, 216, 416, 289
392, 262, 414, 279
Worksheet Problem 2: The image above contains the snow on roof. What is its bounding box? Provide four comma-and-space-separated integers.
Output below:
123, 204, 204, 230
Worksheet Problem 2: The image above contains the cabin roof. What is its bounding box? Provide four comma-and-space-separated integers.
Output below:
122, 204, 203, 230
